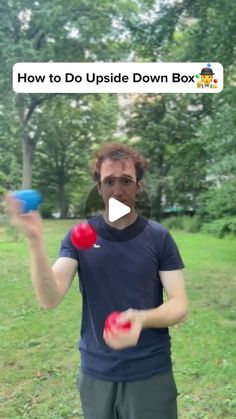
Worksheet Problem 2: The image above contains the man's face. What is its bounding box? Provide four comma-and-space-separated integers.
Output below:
97, 158, 141, 209
201, 74, 213, 85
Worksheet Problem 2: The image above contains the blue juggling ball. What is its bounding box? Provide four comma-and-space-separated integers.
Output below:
12, 189, 42, 213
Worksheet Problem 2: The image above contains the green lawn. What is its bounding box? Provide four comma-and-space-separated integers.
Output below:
0, 221, 235, 418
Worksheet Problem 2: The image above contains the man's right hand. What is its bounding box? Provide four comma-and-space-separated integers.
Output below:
5, 193, 78, 309
5, 193, 43, 243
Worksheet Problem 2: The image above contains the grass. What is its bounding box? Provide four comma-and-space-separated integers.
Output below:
171, 231, 236, 418
0, 221, 236, 418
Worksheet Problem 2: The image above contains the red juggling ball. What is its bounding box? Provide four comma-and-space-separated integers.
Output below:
104, 311, 132, 332
71, 222, 97, 250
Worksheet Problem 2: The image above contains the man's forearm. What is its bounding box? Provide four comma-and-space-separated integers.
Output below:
141, 296, 189, 329
28, 239, 61, 309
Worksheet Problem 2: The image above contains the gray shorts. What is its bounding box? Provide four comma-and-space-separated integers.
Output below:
77, 368, 178, 419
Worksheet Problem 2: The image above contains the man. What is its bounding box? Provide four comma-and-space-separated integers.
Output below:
196, 67, 218, 89
7, 143, 188, 419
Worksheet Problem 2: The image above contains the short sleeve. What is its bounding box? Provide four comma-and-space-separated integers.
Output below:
159, 231, 184, 271
59, 229, 79, 261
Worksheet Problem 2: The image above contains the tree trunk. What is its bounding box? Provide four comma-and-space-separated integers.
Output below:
22, 133, 34, 189
153, 183, 163, 221
16, 96, 34, 190
58, 181, 68, 218
153, 152, 164, 221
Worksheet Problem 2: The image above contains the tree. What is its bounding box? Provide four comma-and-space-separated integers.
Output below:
128, 0, 236, 71
127, 93, 207, 218
34, 94, 118, 217
0, 0, 154, 188
125, 0, 236, 224
0, 97, 22, 193
196, 87, 236, 181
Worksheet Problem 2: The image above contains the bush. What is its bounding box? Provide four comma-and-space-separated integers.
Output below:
40, 201, 56, 218
197, 180, 236, 222
201, 217, 236, 238
162, 216, 201, 233
182, 216, 202, 233
162, 216, 184, 230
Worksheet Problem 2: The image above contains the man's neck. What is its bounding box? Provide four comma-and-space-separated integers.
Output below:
103, 208, 138, 230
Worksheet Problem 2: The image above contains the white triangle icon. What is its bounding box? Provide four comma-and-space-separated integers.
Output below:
108, 197, 131, 222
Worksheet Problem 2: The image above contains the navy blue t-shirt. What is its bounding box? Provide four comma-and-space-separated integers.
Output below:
59, 215, 184, 382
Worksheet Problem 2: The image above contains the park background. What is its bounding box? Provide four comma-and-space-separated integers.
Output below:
0, 0, 235, 418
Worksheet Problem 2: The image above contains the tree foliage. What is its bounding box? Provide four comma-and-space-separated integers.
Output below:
126, 0, 236, 232
33, 94, 118, 217
0, 0, 154, 189
0, 0, 235, 234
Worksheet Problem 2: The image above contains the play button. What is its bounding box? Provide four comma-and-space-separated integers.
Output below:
108, 197, 131, 222
83, 183, 151, 242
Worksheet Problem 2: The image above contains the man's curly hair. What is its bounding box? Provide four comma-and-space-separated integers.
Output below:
91, 143, 148, 182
